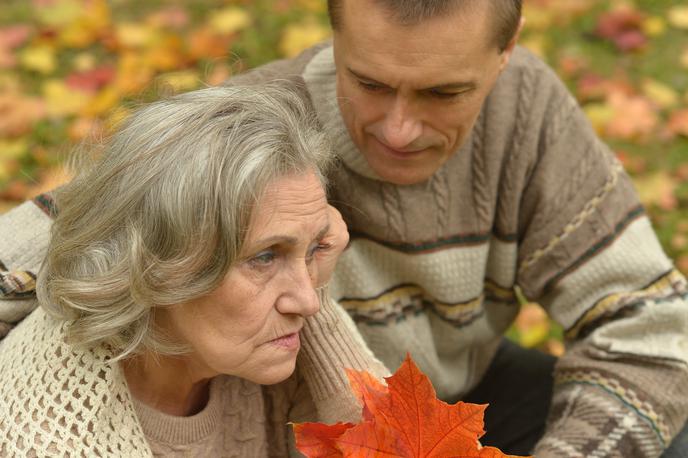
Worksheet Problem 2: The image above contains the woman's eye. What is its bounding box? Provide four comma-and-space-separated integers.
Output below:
305, 242, 331, 263
250, 250, 276, 267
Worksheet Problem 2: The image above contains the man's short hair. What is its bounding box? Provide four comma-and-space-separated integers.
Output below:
328, 0, 522, 52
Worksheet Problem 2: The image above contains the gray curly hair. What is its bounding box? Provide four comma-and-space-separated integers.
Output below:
37, 83, 331, 360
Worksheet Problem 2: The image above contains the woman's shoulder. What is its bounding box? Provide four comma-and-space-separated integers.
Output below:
0, 307, 151, 456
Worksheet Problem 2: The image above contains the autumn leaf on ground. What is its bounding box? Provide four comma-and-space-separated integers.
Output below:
293, 355, 530, 458
594, 6, 647, 52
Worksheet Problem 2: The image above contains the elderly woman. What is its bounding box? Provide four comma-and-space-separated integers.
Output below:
0, 84, 388, 456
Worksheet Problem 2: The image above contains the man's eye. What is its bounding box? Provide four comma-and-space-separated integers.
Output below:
428, 90, 462, 99
358, 80, 385, 92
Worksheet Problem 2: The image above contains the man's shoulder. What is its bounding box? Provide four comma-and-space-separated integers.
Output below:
497, 45, 564, 92
227, 41, 331, 87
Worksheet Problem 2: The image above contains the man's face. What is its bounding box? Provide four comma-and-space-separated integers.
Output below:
333, 0, 516, 185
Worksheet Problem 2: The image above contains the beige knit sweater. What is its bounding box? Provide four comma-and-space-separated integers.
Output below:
0, 291, 388, 456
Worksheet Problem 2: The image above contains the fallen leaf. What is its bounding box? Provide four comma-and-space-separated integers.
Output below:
605, 90, 658, 140
642, 16, 666, 37
188, 29, 233, 60
33, 0, 83, 27
292, 423, 355, 458
668, 6, 688, 30
42, 79, 92, 117
81, 86, 120, 117
634, 171, 678, 211
280, 19, 331, 57
209, 7, 251, 34
0, 24, 32, 68
115, 22, 156, 48
0, 138, 29, 160
66, 66, 115, 93
294, 355, 529, 458
0, 92, 46, 137
514, 303, 550, 348
667, 109, 688, 137
147, 6, 189, 29
205, 63, 232, 86
19, 45, 57, 74
157, 70, 200, 93
681, 48, 688, 69
641, 78, 679, 109
594, 6, 647, 52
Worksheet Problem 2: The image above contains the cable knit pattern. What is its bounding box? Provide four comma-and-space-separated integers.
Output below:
470, 110, 492, 228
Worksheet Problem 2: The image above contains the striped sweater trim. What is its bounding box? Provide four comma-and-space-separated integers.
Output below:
0, 270, 37, 299
542, 205, 645, 294
348, 230, 516, 254
565, 268, 686, 339
555, 369, 670, 446
339, 282, 516, 327
32, 192, 57, 218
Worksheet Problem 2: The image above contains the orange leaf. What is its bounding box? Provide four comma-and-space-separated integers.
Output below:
293, 422, 355, 458
295, 355, 530, 457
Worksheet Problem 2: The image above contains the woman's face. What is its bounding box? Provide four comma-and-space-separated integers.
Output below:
159, 170, 330, 385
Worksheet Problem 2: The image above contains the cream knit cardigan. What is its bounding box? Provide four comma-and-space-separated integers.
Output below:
0, 298, 388, 456
0, 308, 151, 456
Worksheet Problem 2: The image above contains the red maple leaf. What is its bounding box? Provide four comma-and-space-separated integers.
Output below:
293, 355, 530, 458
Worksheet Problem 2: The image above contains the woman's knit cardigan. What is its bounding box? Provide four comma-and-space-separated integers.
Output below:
0, 293, 389, 456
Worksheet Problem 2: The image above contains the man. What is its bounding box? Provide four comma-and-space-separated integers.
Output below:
1, 0, 687, 456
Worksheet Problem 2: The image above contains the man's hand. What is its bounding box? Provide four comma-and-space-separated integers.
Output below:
313, 205, 349, 288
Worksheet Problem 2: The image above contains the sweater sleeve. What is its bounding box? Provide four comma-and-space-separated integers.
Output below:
0, 195, 55, 339
296, 287, 390, 424
510, 62, 688, 458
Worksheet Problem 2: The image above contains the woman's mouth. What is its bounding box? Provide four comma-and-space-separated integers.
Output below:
269, 332, 301, 350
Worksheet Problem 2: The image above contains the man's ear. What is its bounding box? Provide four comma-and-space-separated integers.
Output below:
498, 16, 525, 72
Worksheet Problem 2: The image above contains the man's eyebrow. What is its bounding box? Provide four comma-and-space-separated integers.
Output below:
347, 67, 476, 92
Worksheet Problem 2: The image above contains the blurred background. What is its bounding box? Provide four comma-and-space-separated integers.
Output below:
1, 0, 687, 354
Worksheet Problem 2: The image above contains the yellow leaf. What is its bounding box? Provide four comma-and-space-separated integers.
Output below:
105, 106, 131, 133
522, 6, 553, 31
0, 138, 28, 160
42, 79, 92, 117
116, 22, 156, 48
280, 19, 331, 58
19, 45, 57, 74
668, 6, 688, 30
634, 171, 678, 210
81, 87, 120, 117
157, 70, 200, 93
642, 79, 678, 109
520, 34, 547, 58
642, 16, 666, 37
34, 0, 82, 27
297, 0, 327, 13
681, 48, 688, 69
209, 7, 251, 34
584, 103, 615, 134
72, 52, 96, 72
115, 52, 154, 94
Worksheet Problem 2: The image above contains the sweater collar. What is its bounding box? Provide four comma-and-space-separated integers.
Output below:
303, 45, 382, 181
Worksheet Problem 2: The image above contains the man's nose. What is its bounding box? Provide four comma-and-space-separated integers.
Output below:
381, 97, 423, 149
